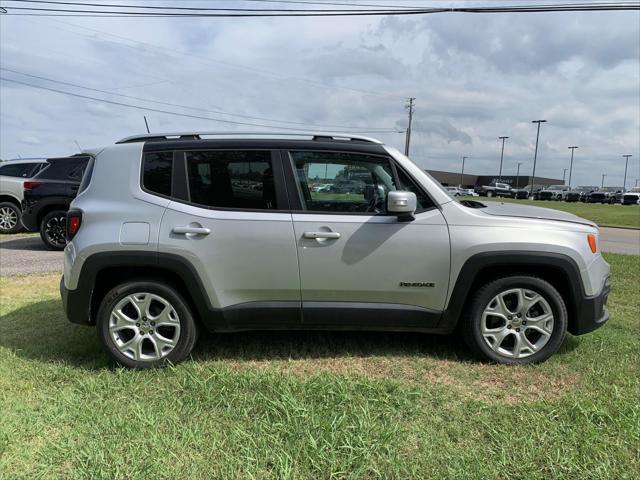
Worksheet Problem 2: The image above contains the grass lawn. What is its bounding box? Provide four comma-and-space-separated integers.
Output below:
460, 196, 640, 229
1, 254, 638, 479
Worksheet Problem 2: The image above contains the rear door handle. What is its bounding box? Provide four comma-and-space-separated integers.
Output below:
303, 231, 341, 240
172, 226, 211, 235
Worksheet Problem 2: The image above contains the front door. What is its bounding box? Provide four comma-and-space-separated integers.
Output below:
286, 150, 451, 329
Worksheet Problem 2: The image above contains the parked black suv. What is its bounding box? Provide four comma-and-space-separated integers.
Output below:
21, 154, 90, 250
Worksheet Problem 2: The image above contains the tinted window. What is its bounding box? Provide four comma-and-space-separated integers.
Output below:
291, 151, 428, 214
0, 163, 41, 177
37, 157, 89, 181
142, 152, 173, 197
186, 151, 275, 210
78, 156, 95, 193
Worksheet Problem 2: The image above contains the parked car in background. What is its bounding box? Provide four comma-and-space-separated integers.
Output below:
461, 188, 479, 197
21, 154, 90, 250
511, 185, 543, 200
584, 189, 612, 204
566, 186, 598, 203
0, 159, 47, 233
601, 187, 624, 204
537, 185, 570, 201
60, 132, 610, 368
446, 186, 464, 196
476, 182, 514, 198
621, 187, 640, 205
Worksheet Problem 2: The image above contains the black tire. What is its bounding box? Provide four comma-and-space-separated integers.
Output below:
461, 276, 568, 365
39, 210, 67, 250
96, 280, 199, 369
486, 190, 495, 198
0, 201, 22, 234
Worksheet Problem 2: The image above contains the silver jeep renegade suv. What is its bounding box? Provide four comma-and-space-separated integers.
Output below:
60, 132, 611, 368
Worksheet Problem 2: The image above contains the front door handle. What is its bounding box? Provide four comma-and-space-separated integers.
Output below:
303, 231, 341, 240
172, 226, 211, 236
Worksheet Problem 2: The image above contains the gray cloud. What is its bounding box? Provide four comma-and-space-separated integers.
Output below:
0, 5, 638, 187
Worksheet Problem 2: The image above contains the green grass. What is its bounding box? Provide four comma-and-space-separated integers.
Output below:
461, 196, 640, 229
1, 254, 639, 479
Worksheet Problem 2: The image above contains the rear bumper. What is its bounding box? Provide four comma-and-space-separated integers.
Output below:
60, 276, 92, 326
570, 275, 611, 335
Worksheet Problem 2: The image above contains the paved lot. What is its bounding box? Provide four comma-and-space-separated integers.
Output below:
1, 227, 638, 278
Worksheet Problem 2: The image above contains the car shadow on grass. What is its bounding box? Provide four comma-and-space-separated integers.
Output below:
0, 299, 580, 370
0, 235, 49, 251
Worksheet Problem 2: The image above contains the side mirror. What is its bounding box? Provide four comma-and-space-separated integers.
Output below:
387, 191, 417, 221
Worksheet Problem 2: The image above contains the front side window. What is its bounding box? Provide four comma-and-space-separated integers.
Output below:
291, 151, 431, 214
143, 152, 173, 197
186, 151, 275, 210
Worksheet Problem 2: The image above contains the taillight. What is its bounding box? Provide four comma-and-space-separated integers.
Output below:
67, 210, 82, 240
24, 181, 43, 190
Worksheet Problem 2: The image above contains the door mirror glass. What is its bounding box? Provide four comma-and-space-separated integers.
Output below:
387, 191, 417, 220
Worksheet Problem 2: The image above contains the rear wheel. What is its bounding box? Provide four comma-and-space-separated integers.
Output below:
462, 276, 567, 364
0, 202, 21, 234
96, 280, 199, 368
39, 210, 67, 250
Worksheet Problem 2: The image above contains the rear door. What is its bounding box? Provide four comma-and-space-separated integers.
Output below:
157, 147, 301, 329
285, 150, 451, 329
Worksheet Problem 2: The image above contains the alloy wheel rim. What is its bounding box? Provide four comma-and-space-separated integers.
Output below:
44, 215, 66, 246
109, 292, 181, 362
481, 288, 554, 359
0, 206, 18, 230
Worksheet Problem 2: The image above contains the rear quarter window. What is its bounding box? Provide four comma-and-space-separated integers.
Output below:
142, 152, 173, 197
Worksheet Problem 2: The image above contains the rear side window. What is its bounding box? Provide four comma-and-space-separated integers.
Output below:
78, 156, 95, 193
185, 151, 275, 210
37, 157, 89, 181
0, 162, 41, 177
142, 152, 173, 197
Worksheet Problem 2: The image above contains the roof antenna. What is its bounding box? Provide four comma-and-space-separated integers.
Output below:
144, 116, 150, 133
74, 140, 82, 152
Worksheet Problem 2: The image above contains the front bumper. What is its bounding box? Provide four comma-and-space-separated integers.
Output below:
60, 276, 92, 325
570, 275, 611, 335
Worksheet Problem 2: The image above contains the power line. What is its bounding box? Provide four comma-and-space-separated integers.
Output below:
2, 2, 638, 16
0, 76, 401, 133
0, 67, 397, 131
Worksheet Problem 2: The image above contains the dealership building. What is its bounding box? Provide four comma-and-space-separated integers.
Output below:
426, 170, 563, 189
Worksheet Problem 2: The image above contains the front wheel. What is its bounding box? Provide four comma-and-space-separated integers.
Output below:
96, 280, 199, 368
40, 210, 67, 250
0, 202, 21, 234
461, 276, 567, 364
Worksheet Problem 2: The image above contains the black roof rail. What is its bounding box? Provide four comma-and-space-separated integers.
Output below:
115, 132, 383, 145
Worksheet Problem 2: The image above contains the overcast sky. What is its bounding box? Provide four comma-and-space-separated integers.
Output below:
1, 1, 639, 187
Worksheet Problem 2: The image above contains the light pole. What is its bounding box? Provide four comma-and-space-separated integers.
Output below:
460, 156, 468, 187
498, 136, 509, 182
516, 162, 523, 188
562, 168, 568, 184
622, 154, 632, 192
601, 174, 607, 188
530, 120, 547, 196
567, 146, 578, 188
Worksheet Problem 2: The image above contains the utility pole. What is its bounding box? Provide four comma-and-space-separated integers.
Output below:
498, 136, 509, 182
460, 156, 468, 187
622, 154, 632, 192
144, 116, 150, 134
530, 120, 547, 196
562, 168, 568, 184
404, 97, 415, 156
516, 162, 523, 188
567, 146, 578, 188
601, 174, 607, 188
